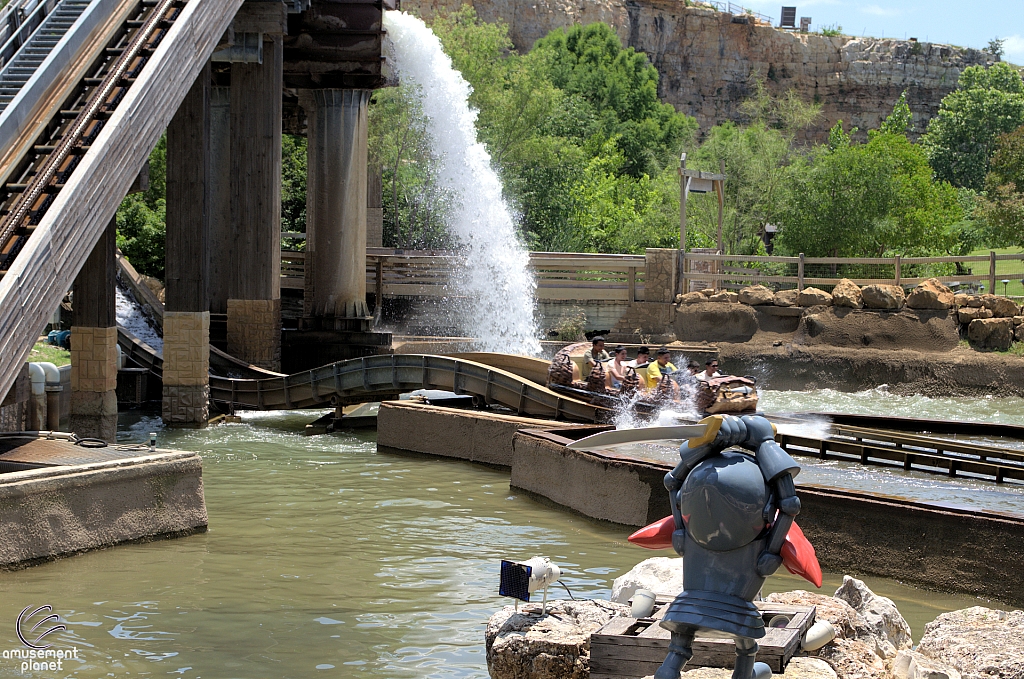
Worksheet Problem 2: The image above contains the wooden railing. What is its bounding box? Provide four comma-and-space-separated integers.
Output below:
280, 249, 647, 302
279, 248, 1024, 303
684, 251, 1024, 295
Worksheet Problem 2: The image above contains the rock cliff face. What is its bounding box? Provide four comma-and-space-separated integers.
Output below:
403, 0, 995, 141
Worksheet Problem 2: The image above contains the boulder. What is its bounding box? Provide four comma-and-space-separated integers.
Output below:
486, 599, 628, 679
738, 285, 775, 305
832, 279, 863, 309
892, 650, 962, 679
799, 287, 834, 307
708, 291, 739, 303
906, 279, 954, 310
953, 293, 969, 307
679, 292, 707, 305
764, 591, 863, 641
965, 296, 984, 308
958, 307, 993, 324
700, 289, 716, 296
967, 318, 1014, 351
610, 557, 684, 604
1013, 316, 1024, 326
816, 638, 887, 679
980, 294, 1021, 318
861, 284, 905, 310
774, 289, 800, 307
833, 576, 912, 651
783, 658, 839, 679
917, 607, 1024, 679
1016, 324, 1024, 342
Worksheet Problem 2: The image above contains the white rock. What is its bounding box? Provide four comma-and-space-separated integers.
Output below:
611, 557, 684, 604
833, 575, 912, 650
892, 649, 962, 679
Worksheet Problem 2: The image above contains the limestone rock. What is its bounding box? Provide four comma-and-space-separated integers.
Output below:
1016, 324, 1024, 342
967, 318, 1013, 351
775, 289, 800, 307
965, 296, 984, 308
764, 591, 863, 641
980, 294, 1021, 318
799, 287, 834, 307
1013, 315, 1024, 326
953, 293, 970, 307
816, 637, 886, 679
861, 284, 905, 310
958, 307, 993, 324
610, 557, 684, 604
784, 657, 839, 679
708, 291, 739, 303
485, 599, 628, 679
833, 576, 912, 650
906, 279, 954, 310
738, 285, 775, 305
679, 292, 707, 305
832, 279, 863, 309
700, 289, 716, 297
917, 607, 1024, 679
892, 650, 962, 679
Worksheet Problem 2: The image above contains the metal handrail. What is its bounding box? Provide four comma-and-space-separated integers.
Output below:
0, 0, 59, 69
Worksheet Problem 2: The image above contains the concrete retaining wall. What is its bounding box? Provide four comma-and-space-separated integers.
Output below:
0, 452, 208, 567
377, 401, 601, 467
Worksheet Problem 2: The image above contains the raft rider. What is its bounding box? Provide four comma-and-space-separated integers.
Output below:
583, 336, 610, 374
646, 347, 678, 389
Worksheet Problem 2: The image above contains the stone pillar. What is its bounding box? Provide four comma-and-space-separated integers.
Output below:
302, 88, 371, 323
644, 248, 679, 302
226, 34, 282, 369
163, 63, 211, 426
70, 218, 118, 442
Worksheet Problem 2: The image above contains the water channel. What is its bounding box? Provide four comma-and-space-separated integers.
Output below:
1, 390, 1022, 678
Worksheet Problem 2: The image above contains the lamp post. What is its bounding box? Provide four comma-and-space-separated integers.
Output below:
1002, 279, 1010, 296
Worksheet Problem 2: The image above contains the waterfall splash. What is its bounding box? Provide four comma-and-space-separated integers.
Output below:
382, 11, 541, 355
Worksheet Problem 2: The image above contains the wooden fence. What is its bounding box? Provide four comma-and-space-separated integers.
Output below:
280, 249, 647, 303
683, 251, 1024, 295
279, 248, 1024, 303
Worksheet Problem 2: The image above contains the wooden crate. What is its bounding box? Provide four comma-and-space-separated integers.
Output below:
590, 601, 815, 679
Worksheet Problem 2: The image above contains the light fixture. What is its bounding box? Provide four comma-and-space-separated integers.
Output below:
1002, 279, 1010, 296
499, 557, 561, 614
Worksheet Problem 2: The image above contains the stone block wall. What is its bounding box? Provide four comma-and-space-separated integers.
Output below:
69, 326, 118, 442
644, 248, 677, 303
226, 298, 281, 370
162, 311, 211, 425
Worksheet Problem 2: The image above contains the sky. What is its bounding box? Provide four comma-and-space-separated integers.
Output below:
739, 0, 1024, 64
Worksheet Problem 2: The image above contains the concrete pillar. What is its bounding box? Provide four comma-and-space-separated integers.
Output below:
163, 63, 211, 426
70, 218, 118, 442
302, 88, 371, 322
226, 34, 282, 370
208, 85, 232, 317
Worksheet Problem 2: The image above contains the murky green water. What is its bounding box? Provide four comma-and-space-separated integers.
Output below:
0, 395, 1016, 678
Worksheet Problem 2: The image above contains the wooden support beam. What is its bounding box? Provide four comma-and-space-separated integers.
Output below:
166, 62, 211, 313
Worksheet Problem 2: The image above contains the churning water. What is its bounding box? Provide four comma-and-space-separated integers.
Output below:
382, 11, 540, 355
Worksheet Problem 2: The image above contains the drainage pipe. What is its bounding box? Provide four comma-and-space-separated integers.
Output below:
37, 361, 61, 431
27, 362, 45, 430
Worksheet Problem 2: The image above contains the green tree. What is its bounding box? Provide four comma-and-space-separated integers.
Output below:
530, 22, 697, 177
978, 125, 1024, 247
777, 122, 962, 257
281, 134, 307, 235
116, 134, 166, 279
922, 62, 1024, 190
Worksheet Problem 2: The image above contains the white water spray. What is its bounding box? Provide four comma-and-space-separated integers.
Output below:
382, 11, 540, 355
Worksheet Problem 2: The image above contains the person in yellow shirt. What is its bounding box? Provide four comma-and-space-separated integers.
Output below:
646, 347, 678, 390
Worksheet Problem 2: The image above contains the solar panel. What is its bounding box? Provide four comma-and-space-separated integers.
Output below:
499, 560, 532, 602
780, 6, 796, 27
